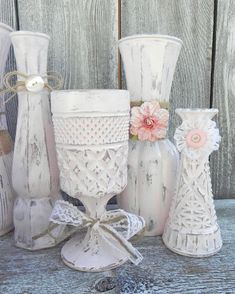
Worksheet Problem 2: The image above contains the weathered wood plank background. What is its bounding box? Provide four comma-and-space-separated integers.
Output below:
0, 0, 234, 198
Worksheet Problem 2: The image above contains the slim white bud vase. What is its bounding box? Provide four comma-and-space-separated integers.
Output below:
0, 23, 15, 236
11, 31, 66, 250
118, 35, 182, 236
163, 108, 222, 257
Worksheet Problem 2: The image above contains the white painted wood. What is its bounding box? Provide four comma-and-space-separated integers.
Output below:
51, 90, 144, 272
211, 0, 235, 199
163, 109, 222, 257
118, 35, 182, 236
0, 22, 15, 236
10, 31, 67, 250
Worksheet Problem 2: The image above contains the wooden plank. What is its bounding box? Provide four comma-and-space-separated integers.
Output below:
17, 0, 119, 89
0, 200, 234, 293
211, 0, 235, 198
121, 0, 214, 138
0, 0, 18, 140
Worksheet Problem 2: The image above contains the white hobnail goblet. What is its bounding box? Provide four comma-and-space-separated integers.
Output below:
51, 90, 144, 272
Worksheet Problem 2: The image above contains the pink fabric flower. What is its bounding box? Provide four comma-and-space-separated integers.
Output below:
130, 101, 169, 142
186, 129, 207, 149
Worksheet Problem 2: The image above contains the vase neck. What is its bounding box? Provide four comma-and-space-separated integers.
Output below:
119, 37, 182, 102
11, 33, 49, 77
176, 108, 218, 122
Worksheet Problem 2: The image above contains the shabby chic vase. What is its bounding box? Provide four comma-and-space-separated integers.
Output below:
50, 90, 145, 272
0, 23, 15, 236
118, 35, 182, 236
163, 108, 222, 257
11, 31, 67, 249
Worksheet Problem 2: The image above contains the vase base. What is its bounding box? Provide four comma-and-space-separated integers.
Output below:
14, 196, 74, 250
61, 231, 128, 272
0, 225, 14, 236
163, 225, 223, 257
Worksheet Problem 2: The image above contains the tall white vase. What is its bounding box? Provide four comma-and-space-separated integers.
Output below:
11, 31, 66, 250
163, 108, 222, 257
118, 35, 182, 236
0, 23, 15, 236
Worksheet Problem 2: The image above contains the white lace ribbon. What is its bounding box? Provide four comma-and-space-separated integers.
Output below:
50, 200, 145, 265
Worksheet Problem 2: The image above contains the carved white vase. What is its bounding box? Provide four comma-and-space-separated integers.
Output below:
51, 90, 145, 272
11, 31, 66, 249
163, 108, 222, 257
118, 35, 182, 236
0, 23, 15, 236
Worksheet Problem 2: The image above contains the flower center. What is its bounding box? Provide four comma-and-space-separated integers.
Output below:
145, 118, 153, 126
191, 134, 201, 143
143, 117, 156, 129
186, 129, 207, 149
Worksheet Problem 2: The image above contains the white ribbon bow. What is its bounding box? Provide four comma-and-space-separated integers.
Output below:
50, 200, 145, 265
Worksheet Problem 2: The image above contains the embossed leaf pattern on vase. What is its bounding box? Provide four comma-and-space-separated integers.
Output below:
163, 109, 222, 257
56, 146, 128, 198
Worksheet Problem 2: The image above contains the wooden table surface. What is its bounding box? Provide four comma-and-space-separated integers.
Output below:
0, 200, 235, 294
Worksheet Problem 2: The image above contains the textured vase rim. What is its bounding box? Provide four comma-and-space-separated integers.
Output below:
176, 108, 218, 113
52, 89, 129, 94
118, 34, 183, 46
10, 31, 50, 40
0, 23, 13, 32
51, 89, 130, 113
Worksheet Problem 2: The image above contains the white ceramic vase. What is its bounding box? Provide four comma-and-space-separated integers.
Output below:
51, 90, 145, 272
163, 108, 222, 257
0, 23, 15, 236
118, 35, 182, 236
11, 31, 67, 250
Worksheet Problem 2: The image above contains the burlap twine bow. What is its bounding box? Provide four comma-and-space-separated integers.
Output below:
49, 200, 145, 265
0, 71, 63, 104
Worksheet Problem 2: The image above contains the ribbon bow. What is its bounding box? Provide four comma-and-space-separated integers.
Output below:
50, 200, 145, 265
0, 71, 63, 104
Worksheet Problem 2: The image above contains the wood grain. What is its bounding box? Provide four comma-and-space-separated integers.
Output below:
121, 0, 214, 138
17, 0, 119, 89
211, 0, 235, 198
0, 0, 18, 140
0, 200, 234, 293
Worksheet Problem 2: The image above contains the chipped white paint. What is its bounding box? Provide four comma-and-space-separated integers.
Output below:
118, 35, 182, 236
51, 90, 144, 272
0, 23, 15, 236
163, 109, 222, 257
10, 31, 67, 250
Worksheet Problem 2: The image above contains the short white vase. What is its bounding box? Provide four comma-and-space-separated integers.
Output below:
0, 23, 15, 236
118, 35, 182, 236
11, 31, 67, 249
163, 108, 222, 257
51, 90, 145, 272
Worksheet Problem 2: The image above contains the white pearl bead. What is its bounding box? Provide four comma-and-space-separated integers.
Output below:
25, 75, 45, 93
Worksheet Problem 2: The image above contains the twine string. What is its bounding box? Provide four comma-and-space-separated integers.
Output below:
0, 70, 63, 105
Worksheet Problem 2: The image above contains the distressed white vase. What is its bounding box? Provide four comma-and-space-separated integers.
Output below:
11, 31, 66, 249
51, 90, 144, 272
118, 35, 182, 236
0, 23, 15, 236
163, 108, 222, 257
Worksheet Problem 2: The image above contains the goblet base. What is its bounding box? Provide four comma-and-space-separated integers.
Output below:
61, 230, 128, 272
